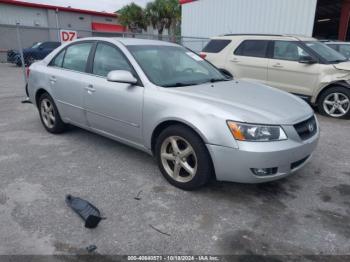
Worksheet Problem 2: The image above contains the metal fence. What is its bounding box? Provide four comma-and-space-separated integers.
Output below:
0, 23, 209, 88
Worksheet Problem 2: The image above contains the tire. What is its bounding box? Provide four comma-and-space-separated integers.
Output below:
318, 86, 350, 119
38, 92, 66, 133
155, 125, 213, 190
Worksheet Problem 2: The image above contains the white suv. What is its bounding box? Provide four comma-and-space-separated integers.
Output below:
201, 35, 350, 119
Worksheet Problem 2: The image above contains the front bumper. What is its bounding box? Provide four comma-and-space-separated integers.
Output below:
207, 127, 319, 183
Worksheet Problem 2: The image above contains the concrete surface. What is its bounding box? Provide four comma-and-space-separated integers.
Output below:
0, 63, 349, 256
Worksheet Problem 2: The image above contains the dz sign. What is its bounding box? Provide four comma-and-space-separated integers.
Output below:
60, 30, 78, 43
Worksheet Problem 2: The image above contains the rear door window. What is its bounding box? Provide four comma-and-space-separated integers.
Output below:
62, 42, 93, 73
202, 39, 231, 53
234, 40, 269, 58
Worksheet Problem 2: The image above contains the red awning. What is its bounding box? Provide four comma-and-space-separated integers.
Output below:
179, 0, 198, 4
91, 22, 126, 32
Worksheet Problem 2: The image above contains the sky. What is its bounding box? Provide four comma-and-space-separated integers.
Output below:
22, 0, 153, 13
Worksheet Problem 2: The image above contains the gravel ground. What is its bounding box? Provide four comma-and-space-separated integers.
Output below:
0, 63, 349, 257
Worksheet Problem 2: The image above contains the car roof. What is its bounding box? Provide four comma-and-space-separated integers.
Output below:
211, 34, 316, 42
324, 41, 350, 45
73, 37, 179, 47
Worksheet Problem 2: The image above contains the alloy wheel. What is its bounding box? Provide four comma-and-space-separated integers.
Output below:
160, 136, 198, 183
40, 98, 55, 129
323, 92, 350, 118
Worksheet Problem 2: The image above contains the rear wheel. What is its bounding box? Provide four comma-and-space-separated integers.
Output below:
318, 86, 350, 119
155, 125, 213, 190
38, 93, 66, 133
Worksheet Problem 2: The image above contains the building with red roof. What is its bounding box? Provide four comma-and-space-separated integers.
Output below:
0, 0, 126, 59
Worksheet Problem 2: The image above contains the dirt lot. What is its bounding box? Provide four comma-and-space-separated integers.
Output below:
0, 63, 349, 257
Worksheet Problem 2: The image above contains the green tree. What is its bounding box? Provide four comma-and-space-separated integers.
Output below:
145, 0, 181, 40
165, 0, 181, 38
118, 3, 146, 33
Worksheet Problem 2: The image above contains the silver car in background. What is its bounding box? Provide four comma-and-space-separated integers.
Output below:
27, 37, 319, 190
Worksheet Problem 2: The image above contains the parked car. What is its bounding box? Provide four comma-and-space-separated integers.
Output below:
324, 41, 350, 60
201, 34, 350, 119
6, 49, 18, 63
27, 38, 319, 190
9, 41, 61, 67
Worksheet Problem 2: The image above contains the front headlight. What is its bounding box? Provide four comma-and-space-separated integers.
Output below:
227, 121, 287, 142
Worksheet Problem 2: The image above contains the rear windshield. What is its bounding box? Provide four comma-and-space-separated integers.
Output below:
202, 39, 231, 53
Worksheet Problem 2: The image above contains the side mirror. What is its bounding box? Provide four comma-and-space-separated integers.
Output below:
107, 70, 137, 84
299, 55, 317, 64
38, 46, 44, 50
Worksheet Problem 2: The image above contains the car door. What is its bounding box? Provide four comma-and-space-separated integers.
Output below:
226, 40, 269, 84
47, 41, 93, 127
267, 41, 320, 96
83, 42, 144, 145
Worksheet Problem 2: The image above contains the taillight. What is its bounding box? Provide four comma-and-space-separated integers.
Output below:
26, 67, 30, 78
199, 53, 207, 59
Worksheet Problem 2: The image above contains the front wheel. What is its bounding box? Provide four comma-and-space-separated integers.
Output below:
318, 87, 350, 119
155, 125, 213, 190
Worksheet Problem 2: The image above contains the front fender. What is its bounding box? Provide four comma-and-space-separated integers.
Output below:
142, 88, 239, 150
313, 79, 350, 104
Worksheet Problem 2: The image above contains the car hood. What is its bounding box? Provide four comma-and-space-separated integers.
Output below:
168, 80, 313, 125
333, 61, 350, 71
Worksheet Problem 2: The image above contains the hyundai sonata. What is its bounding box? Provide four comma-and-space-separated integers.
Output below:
27, 37, 319, 190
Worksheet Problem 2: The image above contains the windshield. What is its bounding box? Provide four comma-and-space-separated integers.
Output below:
305, 42, 347, 63
31, 42, 42, 49
127, 45, 228, 87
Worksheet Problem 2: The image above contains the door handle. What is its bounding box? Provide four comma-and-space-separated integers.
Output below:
272, 63, 283, 68
84, 84, 96, 93
49, 76, 56, 83
230, 58, 240, 63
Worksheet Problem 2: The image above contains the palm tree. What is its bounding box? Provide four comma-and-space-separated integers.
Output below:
165, 0, 181, 39
145, 0, 181, 40
118, 3, 147, 34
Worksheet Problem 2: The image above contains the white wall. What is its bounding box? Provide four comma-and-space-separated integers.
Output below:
182, 0, 318, 38
0, 4, 48, 27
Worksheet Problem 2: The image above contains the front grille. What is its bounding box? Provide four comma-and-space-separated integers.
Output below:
291, 156, 310, 170
294, 116, 317, 140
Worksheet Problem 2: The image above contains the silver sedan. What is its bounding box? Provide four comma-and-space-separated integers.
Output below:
27, 37, 319, 190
